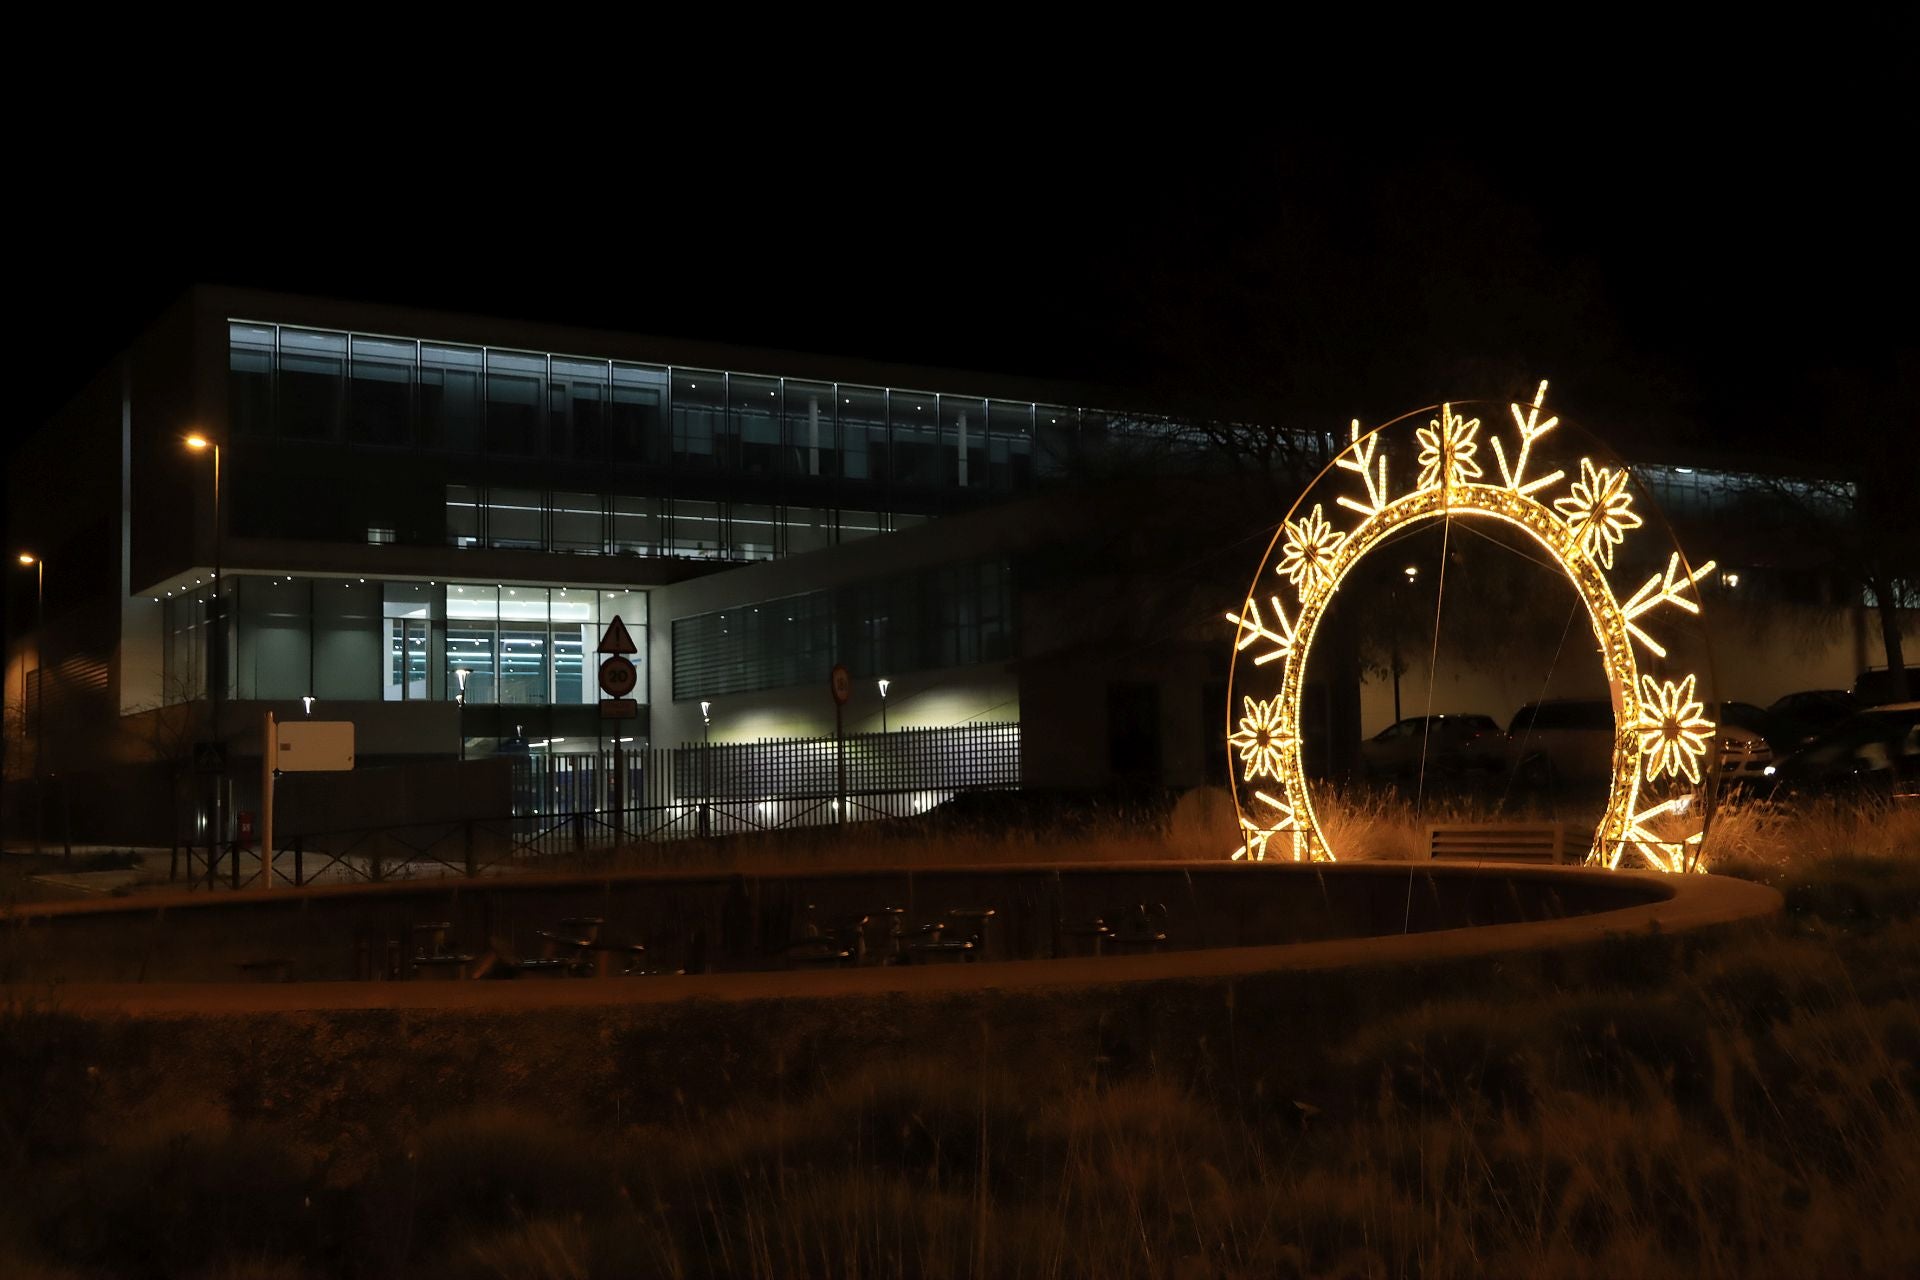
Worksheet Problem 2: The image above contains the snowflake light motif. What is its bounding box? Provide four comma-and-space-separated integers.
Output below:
1228, 694, 1289, 781
1634, 674, 1716, 784
1235, 816, 1276, 862
1225, 380, 1722, 872
1235, 789, 1298, 862
1415, 405, 1484, 491
1554, 456, 1643, 569
1276, 504, 1345, 598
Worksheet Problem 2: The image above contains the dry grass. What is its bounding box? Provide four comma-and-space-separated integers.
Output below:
1703, 794, 1920, 869
3, 800, 1917, 1278
588, 788, 1920, 879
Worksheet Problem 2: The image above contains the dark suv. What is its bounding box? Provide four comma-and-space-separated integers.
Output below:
1764, 702, 1920, 799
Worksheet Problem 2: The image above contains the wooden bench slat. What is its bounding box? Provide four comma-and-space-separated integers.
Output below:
1428, 822, 1582, 863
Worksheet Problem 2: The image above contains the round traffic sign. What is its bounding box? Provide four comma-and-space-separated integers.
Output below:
598, 654, 637, 699
829, 663, 852, 705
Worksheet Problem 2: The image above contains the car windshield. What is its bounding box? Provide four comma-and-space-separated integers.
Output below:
1508, 702, 1612, 734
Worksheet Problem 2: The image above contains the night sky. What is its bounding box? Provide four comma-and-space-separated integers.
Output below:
14, 99, 1913, 467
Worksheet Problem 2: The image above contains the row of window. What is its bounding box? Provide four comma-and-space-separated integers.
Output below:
670, 558, 1014, 700
229, 321, 1106, 492
442, 487, 924, 560
161, 577, 647, 707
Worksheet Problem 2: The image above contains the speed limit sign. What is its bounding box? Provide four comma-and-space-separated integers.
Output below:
829, 663, 852, 705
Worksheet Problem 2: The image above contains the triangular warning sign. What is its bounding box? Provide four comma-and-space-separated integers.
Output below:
597, 615, 638, 655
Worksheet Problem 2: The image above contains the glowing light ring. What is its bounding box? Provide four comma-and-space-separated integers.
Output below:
1226, 389, 1717, 872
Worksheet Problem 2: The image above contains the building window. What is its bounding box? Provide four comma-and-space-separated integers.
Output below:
277, 329, 346, 441
485, 350, 545, 456
890, 390, 940, 490
421, 343, 483, 451
551, 492, 603, 554
488, 489, 544, 550
782, 381, 836, 478
670, 556, 1014, 700
729, 375, 784, 475
672, 370, 725, 471
229, 323, 275, 438
348, 335, 415, 446
611, 364, 668, 465
612, 496, 663, 556
670, 499, 723, 558
551, 356, 610, 462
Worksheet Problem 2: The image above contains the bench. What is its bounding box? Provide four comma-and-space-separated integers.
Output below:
1428, 822, 1579, 864
235, 958, 293, 983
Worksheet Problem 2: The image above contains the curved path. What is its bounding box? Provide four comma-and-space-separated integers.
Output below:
5, 863, 1780, 1017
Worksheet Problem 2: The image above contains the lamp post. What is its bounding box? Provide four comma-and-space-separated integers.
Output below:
698, 700, 712, 838
184, 434, 226, 876
877, 678, 890, 733
454, 668, 472, 761
1392, 564, 1417, 724
15, 552, 43, 855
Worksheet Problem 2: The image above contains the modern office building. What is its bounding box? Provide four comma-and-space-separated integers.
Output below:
1, 287, 1180, 845
4, 287, 1908, 847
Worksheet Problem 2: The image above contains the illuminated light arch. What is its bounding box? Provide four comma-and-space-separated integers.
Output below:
1226, 383, 1718, 872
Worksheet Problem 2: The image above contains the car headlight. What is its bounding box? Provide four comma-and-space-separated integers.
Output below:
1763, 764, 1777, 776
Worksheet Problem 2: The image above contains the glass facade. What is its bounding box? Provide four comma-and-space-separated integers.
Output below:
437, 485, 925, 560
671, 557, 1015, 700
227, 321, 1111, 561
163, 574, 647, 709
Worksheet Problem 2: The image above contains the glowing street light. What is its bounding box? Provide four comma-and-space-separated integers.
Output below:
14, 551, 44, 854
878, 678, 891, 733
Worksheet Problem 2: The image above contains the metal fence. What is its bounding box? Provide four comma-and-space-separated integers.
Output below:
186, 722, 1021, 889
509, 723, 1021, 816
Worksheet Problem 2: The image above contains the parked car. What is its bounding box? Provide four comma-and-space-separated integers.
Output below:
1361, 714, 1506, 781
1505, 699, 1616, 785
1506, 697, 1773, 787
1762, 702, 1920, 799
1853, 669, 1916, 708
1717, 700, 1783, 752
1766, 689, 1860, 750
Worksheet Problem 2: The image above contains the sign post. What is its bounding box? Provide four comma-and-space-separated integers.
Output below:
261, 712, 274, 889
830, 664, 852, 827
261, 715, 355, 889
598, 616, 640, 843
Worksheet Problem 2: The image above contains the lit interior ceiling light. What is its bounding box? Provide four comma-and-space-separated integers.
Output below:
1225, 381, 1718, 873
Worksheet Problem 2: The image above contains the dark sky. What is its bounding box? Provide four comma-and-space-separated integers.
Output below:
15, 97, 1914, 466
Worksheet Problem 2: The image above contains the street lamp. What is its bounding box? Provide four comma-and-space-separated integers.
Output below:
877, 678, 891, 733
184, 433, 226, 869
15, 552, 43, 855
1392, 566, 1418, 723
697, 701, 713, 838
454, 668, 472, 761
